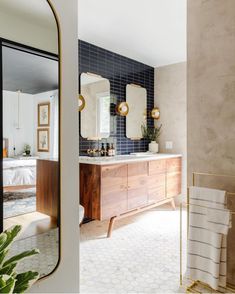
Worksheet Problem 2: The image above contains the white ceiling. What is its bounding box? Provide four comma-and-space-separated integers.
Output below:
78, 0, 186, 67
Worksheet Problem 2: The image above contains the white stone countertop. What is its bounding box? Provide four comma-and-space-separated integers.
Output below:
79, 153, 182, 165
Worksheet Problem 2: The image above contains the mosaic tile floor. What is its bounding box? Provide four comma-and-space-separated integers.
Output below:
9, 229, 59, 277
80, 208, 187, 294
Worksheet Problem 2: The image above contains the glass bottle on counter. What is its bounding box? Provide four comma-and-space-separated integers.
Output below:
107, 143, 111, 156
101, 143, 106, 157
112, 143, 116, 156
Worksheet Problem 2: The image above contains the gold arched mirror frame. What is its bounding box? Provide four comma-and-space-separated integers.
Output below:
0, 0, 62, 283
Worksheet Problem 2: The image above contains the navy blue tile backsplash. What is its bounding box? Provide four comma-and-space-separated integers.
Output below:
79, 40, 154, 155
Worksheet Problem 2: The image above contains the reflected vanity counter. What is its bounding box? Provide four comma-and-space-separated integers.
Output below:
79, 154, 182, 237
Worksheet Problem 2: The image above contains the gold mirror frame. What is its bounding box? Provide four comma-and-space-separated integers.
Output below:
40, 0, 61, 280
0, 0, 62, 282
150, 107, 160, 120
116, 102, 129, 116
78, 94, 85, 111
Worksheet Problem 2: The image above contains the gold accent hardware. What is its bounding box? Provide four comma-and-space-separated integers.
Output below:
78, 94, 85, 111
116, 102, 129, 116
150, 107, 160, 120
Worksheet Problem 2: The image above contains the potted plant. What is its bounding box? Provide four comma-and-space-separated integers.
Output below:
0, 225, 40, 293
141, 123, 162, 153
24, 144, 31, 156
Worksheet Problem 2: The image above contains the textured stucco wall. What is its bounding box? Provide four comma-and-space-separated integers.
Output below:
155, 62, 187, 200
187, 0, 235, 179
188, 0, 235, 285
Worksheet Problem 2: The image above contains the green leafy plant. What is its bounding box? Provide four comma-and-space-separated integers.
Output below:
24, 145, 31, 156
0, 225, 40, 293
24, 145, 31, 152
141, 123, 162, 142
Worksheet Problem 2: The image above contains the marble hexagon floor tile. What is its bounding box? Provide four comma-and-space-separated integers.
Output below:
9, 228, 59, 277
80, 208, 187, 294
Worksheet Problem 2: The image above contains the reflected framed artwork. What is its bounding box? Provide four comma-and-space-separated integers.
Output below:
38, 128, 50, 152
38, 102, 50, 127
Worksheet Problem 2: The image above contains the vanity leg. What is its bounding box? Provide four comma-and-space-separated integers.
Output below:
171, 198, 176, 210
107, 216, 116, 238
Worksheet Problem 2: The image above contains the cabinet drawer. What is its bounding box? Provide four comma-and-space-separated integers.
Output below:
128, 175, 148, 190
148, 173, 166, 203
167, 172, 181, 198
149, 160, 166, 175
148, 173, 165, 188
148, 186, 166, 204
166, 158, 181, 173
128, 188, 148, 210
102, 183, 127, 196
101, 164, 127, 188
128, 162, 148, 177
101, 190, 128, 220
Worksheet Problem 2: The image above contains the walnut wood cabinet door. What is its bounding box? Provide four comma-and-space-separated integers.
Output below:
148, 160, 166, 203
148, 173, 166, 203
101, 164, 128, 220
36, 159, 59, 222
127, 162, 148, 210
80, 163, 101, 220
166, 158, 182, 198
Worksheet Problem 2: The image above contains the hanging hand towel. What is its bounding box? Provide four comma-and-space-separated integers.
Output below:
187, 186, 231, 290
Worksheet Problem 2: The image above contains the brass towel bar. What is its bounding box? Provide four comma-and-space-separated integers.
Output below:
180, 171, 235, 293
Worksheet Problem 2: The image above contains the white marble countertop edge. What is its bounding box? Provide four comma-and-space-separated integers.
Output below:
79, 153, 182, 165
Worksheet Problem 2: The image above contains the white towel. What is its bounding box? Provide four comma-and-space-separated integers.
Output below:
206, 207, 232, 235
187, 186, 231, 290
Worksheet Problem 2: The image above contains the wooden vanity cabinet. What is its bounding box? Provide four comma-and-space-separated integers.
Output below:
80, 157, 182, 222
127, 162, 148, 210
148, 159, 166, 204
36, 159, 59, 223
101, 164, 128, 220
166, 158, 182, 198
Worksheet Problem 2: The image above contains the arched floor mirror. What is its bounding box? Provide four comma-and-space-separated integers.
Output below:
0, 0, 60, 279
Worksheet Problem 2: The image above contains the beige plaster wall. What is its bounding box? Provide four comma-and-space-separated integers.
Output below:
188, 0, 235, 285
187, 0, 235, 179
155, 62, 187, 199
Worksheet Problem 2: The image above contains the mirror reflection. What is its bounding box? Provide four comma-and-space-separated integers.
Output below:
80, 73, 110, 140
126, 84, 147, 139
0, 0, 60, 279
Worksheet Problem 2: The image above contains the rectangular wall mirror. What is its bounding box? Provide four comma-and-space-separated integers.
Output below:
126, 84, 147, 139
80, 73, 110, 140
0, 0, 60, 282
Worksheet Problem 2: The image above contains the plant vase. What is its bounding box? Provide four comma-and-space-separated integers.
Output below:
149, 141, 159, 153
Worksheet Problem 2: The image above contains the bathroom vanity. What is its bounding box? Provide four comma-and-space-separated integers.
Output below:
80, 154, 182, 236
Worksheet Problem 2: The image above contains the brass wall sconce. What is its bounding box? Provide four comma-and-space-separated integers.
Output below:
78, 94, 85, 111
116, 102, 129, 116
150, 107, 160, 119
